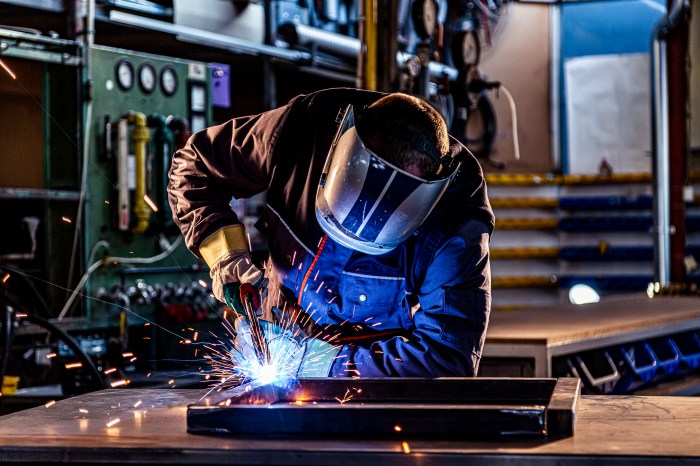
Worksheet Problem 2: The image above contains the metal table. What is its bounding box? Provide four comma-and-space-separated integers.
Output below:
483, 294, 700, 378
0, 387, 698, 465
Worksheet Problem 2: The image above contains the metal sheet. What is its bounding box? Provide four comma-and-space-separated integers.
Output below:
187, 378, 579, 438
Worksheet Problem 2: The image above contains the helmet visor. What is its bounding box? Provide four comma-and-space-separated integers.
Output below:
315, 105, 460, 255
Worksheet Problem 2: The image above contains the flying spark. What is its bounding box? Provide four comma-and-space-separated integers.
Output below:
61, 216, 72, 223
200, 313, 325, 394
143, 194, 159, 212
65, 362, 83, 369
110, 380, 127, 388
335, 388, 354, 404
0, 59, 16, 80
44, 400, 56, 408
106, 418, 120, 428
1, 273, 9, 284
402, 441, 411, 454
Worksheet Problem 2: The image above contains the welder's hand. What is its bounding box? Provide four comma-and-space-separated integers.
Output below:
198, 225, 263, 310
221, 274, 266, 317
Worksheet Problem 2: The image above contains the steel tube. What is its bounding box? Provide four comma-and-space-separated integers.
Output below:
277, 23, 459, 82
280, 22, 361, 58
651, 0, 689, 286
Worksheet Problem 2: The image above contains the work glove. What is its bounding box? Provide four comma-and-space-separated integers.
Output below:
199, 225, 263, 314
231, 312, 341, 382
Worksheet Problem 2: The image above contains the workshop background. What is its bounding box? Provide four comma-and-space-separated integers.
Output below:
0, 0, 697, 412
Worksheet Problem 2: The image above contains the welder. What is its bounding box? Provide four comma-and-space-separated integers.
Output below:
167, 88, 494, 378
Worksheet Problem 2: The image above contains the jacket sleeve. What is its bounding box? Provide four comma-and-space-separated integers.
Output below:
329, 220, 491, 377
167, 104, 290, 256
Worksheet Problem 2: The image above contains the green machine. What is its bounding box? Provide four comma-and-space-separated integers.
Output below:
84, 45, 213, 328
0, 38, 217, 400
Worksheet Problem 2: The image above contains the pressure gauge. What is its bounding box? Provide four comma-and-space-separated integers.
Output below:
451, 29, 481, 68
115, 58, 134, 91
160, 65, 178, 96
411, 0, 438, 40
138, 62, 156, 94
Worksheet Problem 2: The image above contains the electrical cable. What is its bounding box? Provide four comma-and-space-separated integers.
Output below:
499, 83, 520, 161
57, 235, 183, 321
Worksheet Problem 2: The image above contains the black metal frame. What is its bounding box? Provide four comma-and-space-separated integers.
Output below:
188, 377, 580, 438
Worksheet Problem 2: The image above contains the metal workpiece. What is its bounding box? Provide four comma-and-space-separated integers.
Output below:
187, 378, 580, 438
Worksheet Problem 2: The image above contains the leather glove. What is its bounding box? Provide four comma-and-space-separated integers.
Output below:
198, 225, 263, 310
231, 314, 340, 382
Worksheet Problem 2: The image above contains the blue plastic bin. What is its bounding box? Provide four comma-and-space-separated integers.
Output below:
669, 332, 700, 371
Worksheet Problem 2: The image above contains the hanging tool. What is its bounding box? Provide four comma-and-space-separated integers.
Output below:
239, 282, 271, 367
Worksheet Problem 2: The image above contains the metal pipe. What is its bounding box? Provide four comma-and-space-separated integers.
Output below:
128, 112, 152, 235
278, 22, 362, 58
651, 0, 689, 286
86, 0, 95, 49
275, 22, 459, 83
396, 51, 458, 81
364, 0, 377, 90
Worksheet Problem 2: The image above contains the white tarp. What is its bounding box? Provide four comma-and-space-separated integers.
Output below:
565, 53, 652, 174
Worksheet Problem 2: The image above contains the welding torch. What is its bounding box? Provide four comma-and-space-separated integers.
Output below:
239, 282, 271, 366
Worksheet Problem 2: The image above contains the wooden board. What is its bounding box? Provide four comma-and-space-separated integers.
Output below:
0, 388, 698, 463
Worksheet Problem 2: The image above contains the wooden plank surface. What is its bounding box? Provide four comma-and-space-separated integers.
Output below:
0, 388, 698, 463
485, 295, 700, 346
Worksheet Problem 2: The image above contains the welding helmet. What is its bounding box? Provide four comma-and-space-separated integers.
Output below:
315, 105, 461, 255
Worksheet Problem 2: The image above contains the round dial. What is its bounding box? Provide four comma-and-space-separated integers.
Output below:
138, 62, 156, 94
411, 0, 438, 40
160, 66, 178, 96
452, 29, 481, 68
115, 58, 134, 91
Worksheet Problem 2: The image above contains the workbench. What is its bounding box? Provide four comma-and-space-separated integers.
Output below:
482, 295, 700, 386
0, 387, 698, 465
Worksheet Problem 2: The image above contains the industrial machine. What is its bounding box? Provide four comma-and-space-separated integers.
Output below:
82, 45, 211, 320
0, 25, 223, 406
